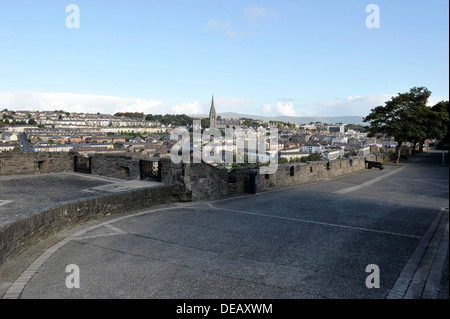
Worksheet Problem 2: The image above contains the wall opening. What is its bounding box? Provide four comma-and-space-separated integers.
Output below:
227, 169, 237, 183
139, 160, 161, 182
73, 156, 91, 174
34, 161, 45, 171
120, 166, 130, 178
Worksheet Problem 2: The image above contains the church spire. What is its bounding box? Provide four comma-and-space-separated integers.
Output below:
209, 95, 217, 129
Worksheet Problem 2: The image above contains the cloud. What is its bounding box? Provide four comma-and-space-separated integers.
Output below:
0, 92, 164, 114
276, 101, 297, 116
293, 94, 396, 117
245, 6, 266, 21
310, 94, 447, 116
204, 19, 243, 38
259, 103, 272, 114
245, 6, 280, 21
171, 101, 203, 114
215, 97, 254, 113
427, 96, 449, 106
205, 19, 231, 30
3, 92, 447, 119
287, 2, 297, 8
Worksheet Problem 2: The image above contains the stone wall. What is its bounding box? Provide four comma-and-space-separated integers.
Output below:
71, 153, 183, 185
0, 184, 180, 264
0, 153, 71, 176
88, 153, 141, 180
184, 154, 391, 201
0, 151, 392, 264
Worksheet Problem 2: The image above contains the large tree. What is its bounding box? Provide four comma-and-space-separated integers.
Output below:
429, 100, 450, 150
363, 87, 431, 163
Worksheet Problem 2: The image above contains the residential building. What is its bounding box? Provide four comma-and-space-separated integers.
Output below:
301, 142, 323, 154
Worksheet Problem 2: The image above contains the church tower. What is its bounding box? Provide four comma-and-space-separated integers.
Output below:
209, 95, 217, 129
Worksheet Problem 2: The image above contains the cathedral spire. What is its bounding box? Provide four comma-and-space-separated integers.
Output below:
209, 95, 217, 129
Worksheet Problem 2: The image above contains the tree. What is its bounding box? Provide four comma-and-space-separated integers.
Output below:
429, 101, 449, 150
364, 87, 431, 163
307, 153, 323, 162
115, 112, 145, 119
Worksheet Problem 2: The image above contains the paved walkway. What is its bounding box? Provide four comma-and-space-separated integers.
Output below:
0, 172, 161, 228
0, 151, 448, 299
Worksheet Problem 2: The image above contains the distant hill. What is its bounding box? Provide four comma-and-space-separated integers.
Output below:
190, 112, 365, 125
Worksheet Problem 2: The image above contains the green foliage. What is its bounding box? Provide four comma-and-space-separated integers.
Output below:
363, 87, 435, 161
305, 153, 323, 162
289, 157, 304, 163
363, 87, 450, 158
145, 114, 193, 126
115, 112, 145, 119
346, 124, 367, 132
430, 101, 449, 146
200, 118, 209, 129
242, 118, 258, 128
344, 151, 358, 157
364, 87, 431, 143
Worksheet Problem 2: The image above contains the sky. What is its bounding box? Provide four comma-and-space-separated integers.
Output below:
0, 0, 448, 117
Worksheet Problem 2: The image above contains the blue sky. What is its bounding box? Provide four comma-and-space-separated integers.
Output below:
0, 0, 448, 117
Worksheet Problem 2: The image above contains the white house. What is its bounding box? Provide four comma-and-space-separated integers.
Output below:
358, 146, 371, 156
279, 150, 310, 161
301, 142, 323, 154
0, 143, 15, 152
322, 149, 341, 161
1, 132, 18, 142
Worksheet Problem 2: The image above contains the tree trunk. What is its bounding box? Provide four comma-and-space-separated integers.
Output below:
412, 142, 417, 155
396, 142, 403, 164
419, 140, 425, 153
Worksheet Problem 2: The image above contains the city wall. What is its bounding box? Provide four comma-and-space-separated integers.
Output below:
0, 184, 180, 264
0, 151, 391, 264
0, 153, 71, 176
182, 154, 391, 201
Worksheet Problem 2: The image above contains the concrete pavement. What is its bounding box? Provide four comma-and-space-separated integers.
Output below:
0, 151, 448, 299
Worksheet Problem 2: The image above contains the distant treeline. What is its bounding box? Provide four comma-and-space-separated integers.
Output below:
114, 112, 202, 127
346, 124, 367, 132
113, 112, 368, 130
